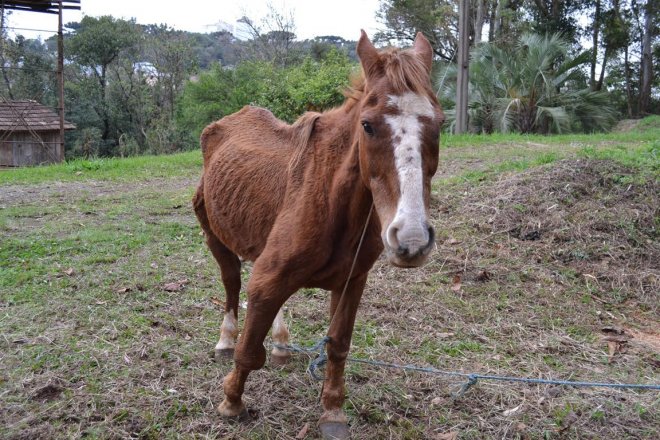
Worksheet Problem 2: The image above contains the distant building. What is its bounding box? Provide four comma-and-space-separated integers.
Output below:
134, 62, 159, 86
0, 100, 75, 167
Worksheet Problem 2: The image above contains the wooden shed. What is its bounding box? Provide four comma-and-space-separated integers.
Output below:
0, 100, 75, 166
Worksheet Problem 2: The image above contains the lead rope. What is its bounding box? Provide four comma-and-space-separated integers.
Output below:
341, 202, 374, 298
308, 202, 374, 381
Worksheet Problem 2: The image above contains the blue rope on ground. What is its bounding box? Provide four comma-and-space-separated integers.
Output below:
273, 337, 660, 397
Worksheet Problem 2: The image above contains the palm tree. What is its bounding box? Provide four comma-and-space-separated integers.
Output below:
438, 33, 617, 134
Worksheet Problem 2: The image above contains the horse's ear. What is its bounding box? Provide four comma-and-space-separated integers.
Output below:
413, 32, 433, 73
357, 30, 380, 79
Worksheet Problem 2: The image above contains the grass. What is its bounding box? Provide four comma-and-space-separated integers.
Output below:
433, 119, 659, 188
1, 118, 659, 439
0, 150, 202, 185
578, 140, 659, 171
441, 115, 660, 149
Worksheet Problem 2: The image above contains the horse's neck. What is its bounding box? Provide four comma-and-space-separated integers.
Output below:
321, 106, 372, 221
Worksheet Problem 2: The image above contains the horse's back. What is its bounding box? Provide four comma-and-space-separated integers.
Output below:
198, 106, 297, 261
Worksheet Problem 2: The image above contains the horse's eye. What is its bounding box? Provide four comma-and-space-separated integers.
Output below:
361, 121, 374, 136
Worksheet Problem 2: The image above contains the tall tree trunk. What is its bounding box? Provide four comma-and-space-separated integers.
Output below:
596, 47, 609, 91
624, 45, 633, 118
100, 65, 110, 141
494, 0, 506, 40
551, 0, 560, 21
474, 0, 485, 43
590, 0, 601, 91
639, 0, 654, 115
488, 0, 497, 41
456, 0, 470, 133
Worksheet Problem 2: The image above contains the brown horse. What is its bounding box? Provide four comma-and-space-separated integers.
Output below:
193, 31, 444, 439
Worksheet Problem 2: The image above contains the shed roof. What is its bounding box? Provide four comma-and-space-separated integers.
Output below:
0, 1, 81, 14
0, 100, 75, 132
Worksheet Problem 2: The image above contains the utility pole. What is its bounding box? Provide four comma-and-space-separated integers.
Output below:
455, 0, 470, 134
58, 0, 65, 161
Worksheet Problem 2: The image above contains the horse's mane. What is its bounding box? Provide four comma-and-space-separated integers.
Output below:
288, 111, 321, 177
343, 47, 432, 107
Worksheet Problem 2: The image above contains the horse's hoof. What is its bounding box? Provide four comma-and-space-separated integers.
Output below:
214, 348, 234, 363
270, 352, 291, 366
217, 398, 249, 420
319, 421, 351, 440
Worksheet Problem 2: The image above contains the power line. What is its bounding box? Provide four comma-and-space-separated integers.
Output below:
3, 25, 58, 33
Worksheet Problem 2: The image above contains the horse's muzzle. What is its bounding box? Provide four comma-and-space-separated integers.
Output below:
385, 225, 435, 268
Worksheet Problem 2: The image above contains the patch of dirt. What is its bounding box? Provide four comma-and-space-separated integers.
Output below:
613, 119, 642, 132
31, 382, 65, 402
626, 327, 660, 354
434, 158, 659, 312
434, 158, 492, 181
0, 177, 198, 208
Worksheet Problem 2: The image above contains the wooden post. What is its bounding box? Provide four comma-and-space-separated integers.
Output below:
455, 0, 470, 134
57, 0, 65, 161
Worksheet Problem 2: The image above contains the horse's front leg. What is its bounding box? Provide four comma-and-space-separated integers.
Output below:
218, 270, 294, 418
318, 274, 368, 440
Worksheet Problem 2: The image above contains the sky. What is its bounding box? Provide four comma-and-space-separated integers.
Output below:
6, 0, 383, 41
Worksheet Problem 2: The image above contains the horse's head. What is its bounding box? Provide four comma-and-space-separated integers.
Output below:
356, 31, 444, 268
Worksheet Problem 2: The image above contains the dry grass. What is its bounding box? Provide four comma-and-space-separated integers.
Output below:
1, 146, 658, 439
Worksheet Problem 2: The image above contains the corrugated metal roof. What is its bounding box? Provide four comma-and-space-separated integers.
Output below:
0, 100, 75, 132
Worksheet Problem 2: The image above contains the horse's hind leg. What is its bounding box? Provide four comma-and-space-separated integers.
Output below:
270, 307, 291, 365
219, 264, 296, 418
207, 234, 242, 359
193, 185, 241, 360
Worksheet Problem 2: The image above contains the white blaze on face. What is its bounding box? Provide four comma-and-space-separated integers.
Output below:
384, 92, 434, 251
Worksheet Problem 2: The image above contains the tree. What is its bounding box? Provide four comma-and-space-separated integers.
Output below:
639, 0, 658, 114
189, 30, 239, 68
375, 0, 458, 61
145, 25, 197, 120
590, 0, 602, 90
237, 4, 301, 67
66, 16, 140, 141
177, 50, 355, 138
596, 0, 630, 91
473, 0, 486, 43
438, 33, 617, 134
528, 0, 582, 42
488, 0, 528, 44
0, 35, 56, 105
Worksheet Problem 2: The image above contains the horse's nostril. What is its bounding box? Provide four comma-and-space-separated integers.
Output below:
426, 226, 435, 247
387, 225, 400, 249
